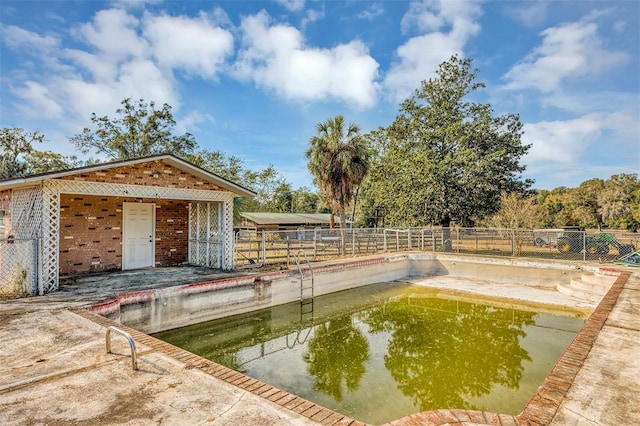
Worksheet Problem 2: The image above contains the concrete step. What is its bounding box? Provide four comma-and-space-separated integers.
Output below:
557, 281, 604, 303
557, 272, 616, 303
569, 275, 611, 292
580, 272, 615, 285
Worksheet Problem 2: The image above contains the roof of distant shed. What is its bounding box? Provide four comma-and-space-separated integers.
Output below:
240, 212, 350, 226
0, 153, 256, 198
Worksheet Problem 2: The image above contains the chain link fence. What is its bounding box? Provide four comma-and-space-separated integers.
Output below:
0, 238, 38, 298
234, 227, 639, 268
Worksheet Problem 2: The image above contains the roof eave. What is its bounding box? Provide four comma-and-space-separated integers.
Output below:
0, 154, 256, 198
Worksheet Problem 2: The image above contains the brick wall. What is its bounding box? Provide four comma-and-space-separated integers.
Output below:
55, 161, 230, 276
154, 199, 189, 267
59, 195, 191, 276
59, 160, 225, 191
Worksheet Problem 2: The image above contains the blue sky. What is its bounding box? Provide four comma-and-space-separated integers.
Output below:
1, 0, 638, 191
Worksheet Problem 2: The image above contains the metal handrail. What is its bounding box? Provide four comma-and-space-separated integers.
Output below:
106, 326, 138, 370
290, 249, 314, 302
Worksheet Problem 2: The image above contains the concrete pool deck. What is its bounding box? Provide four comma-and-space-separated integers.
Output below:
0, 255, 638, 425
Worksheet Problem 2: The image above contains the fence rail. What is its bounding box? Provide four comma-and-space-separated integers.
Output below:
1, 229, 637, 298
234, 227, 639, 268
0, 238, 38, 298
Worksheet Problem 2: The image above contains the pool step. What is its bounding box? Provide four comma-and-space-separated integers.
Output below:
557, 272, 616, 303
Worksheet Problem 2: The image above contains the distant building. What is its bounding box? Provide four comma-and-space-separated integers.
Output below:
238, 212, 351, 233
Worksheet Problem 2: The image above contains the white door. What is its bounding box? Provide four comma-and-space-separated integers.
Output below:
122, 202, 155, 270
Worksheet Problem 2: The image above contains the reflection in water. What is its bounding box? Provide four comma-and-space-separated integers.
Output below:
304, 316, 370, 401
154, 283, 583, 425
365, 296, 534, 411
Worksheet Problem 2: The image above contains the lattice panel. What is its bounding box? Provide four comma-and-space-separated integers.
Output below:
222, 198, 234, 270
10, 187, 42, 238
188, 202, 226, 269
41, 181, 60, 294
48, 179, 233, 202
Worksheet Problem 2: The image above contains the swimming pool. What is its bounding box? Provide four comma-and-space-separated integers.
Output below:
153, 281, 584, 425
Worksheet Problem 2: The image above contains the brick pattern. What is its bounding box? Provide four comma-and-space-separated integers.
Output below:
154, 199, 189, 267
75, 309, 364, 426
55, 161, 234, 276
58, 160, 225, 191
59, 194, 190, 275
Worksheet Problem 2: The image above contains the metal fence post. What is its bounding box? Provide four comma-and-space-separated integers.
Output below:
512, 229, 516, 257
582, 231, 586, 262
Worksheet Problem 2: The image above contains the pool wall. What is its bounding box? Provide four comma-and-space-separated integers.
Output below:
92, 253, 590, 334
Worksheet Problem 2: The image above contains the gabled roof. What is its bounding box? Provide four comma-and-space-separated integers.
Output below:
0, 153, 256, 198
240, 212, 350, 226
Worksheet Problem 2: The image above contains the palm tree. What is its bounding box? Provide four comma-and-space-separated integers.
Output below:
306, 115, 370, 252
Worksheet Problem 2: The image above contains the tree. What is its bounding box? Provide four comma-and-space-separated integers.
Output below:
294, 187, 321, 213
70, 97, 196, 160
598, 174, 639, 231
186, 149, 291, 217
367, 56, 532, 240
482, 192, 543, 254
24, 151, 84, 175
0, 128, 45, 179
569, 178, 605, 230
306, 115, 370, 233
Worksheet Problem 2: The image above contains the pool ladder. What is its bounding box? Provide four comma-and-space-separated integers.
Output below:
290, 249, 314, 314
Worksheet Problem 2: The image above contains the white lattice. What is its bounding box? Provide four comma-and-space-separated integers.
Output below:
47, 179, 234, 202
14, 179, 238, 294
41, 182, 60, 294
10, 187, 42, 238
222, 198, 234, 270
188, 202, 226, 269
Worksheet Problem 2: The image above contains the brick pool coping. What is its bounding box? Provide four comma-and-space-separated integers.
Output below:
78, 263, 630, 426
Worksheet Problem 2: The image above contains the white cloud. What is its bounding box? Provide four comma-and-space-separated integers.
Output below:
356, 3, 384, 21
301, 7, 325, 29
384, 0, 482, 101
505, 1, 549, 28
504, 20, 628, 93
11, 81, 64, 119
2, 7, 239, 128
400, 0, 482, 34
523, 114, 603, 165
234, 12, 379, 108
109, 0, 162, 9
73, 8, 148, 60
275, 0, 305, 12
522, 110, 638, 173
175, 111, 216, 135
143, 13, 233, 78
1, 24, 59, 51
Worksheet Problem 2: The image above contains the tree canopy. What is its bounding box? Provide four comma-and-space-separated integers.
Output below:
306, 115, 370, 230
0, 128, 45, 179
363, 56, 532, 228
69, 97, 196, 160
0, 127, 81, 179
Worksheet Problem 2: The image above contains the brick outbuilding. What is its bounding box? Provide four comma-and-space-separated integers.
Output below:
0, 154, 255, 294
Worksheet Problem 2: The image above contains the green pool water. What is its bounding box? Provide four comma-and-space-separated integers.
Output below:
153, 282, 584, 425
